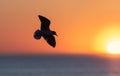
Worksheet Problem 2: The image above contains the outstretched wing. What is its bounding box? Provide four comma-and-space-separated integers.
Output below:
38, 15, 51, 30
43, 35, 56, 47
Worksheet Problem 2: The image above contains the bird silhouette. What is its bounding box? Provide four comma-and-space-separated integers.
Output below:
34, 15, 57, 47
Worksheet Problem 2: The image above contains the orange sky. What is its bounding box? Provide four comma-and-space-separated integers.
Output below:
0, 0, 120, 55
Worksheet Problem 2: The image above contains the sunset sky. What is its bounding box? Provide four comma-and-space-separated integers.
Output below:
0, 0, 120, 55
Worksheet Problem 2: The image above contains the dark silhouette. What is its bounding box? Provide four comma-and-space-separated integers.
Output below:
34, 15, 57, 47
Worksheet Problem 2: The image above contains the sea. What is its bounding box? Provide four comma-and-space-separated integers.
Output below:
0, 54, 120, 76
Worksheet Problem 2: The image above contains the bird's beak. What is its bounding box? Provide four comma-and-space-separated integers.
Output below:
56, 34, 58, 36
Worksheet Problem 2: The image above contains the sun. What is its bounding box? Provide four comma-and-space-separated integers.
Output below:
106, 40, 120, 54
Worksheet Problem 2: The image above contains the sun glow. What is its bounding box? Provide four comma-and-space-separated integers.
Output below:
106, 40, 120, 54
93, 24, 120, 54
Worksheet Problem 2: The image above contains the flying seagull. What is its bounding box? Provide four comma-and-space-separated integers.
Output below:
34, 15, 57, 47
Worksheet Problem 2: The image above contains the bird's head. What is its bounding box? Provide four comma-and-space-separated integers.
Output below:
34, 29, 41, 40
53, 31, 58, 36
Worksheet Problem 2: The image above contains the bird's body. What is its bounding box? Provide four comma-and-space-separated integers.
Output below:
34, 15, 57, 47
40, 30, 55, 35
